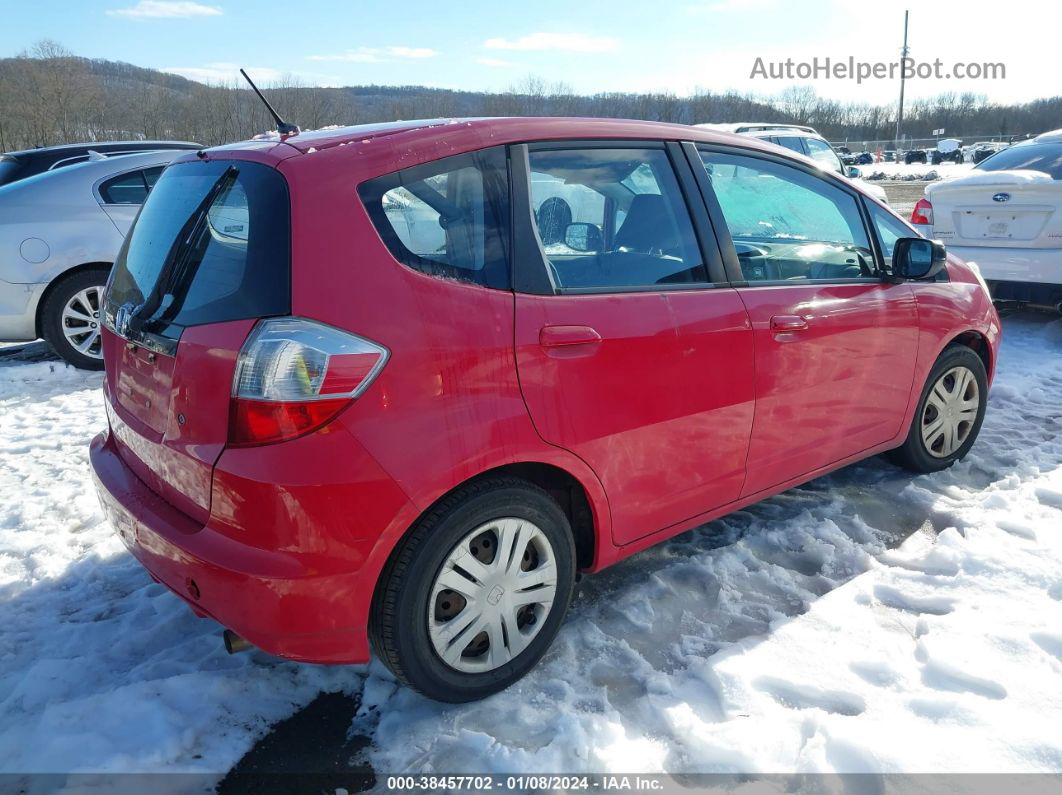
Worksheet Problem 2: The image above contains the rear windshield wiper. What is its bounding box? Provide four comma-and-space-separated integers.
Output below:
127, 166, 238, 336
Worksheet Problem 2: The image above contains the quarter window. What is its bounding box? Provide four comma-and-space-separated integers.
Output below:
358, 147, 510, 290
99, 169, 157, 205
527, 147, 706, 290
699, 150, 875, 282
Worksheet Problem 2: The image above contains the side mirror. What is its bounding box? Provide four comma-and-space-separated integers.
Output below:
847, 166, 862, 178
893, 237, 947, 280
564, 222, 602, 253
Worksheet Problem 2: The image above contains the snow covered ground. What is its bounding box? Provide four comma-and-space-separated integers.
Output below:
1, 313, 1062, 782
858, 161, 975, 181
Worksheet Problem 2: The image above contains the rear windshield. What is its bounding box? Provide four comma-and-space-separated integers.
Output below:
976, 143, 1062, 179
0, 157, 25, 187
105, 159, 290, 341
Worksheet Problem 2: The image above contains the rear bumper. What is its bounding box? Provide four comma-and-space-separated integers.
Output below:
943, 244, 1062, 287
90, 429, 375, 664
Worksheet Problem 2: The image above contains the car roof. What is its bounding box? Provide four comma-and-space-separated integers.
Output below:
2, 140, 200, 159
694, 122, 819, 135
1033, 129, 1062, 144
743, 128, 821, 141
190, 116, 783, 165
0, 150, 184, 196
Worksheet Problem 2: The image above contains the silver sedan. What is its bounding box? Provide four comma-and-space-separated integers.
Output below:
0, 149, 187, 368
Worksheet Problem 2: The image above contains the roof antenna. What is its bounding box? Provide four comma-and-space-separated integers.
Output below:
239, 68, 300, 136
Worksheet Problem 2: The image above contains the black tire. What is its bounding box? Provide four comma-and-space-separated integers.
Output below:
40, 267, 109, 370
369, 477, 576, 703
887, 345, 988, 473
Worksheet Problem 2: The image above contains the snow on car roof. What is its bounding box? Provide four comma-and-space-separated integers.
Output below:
1034, 128, 1062, 143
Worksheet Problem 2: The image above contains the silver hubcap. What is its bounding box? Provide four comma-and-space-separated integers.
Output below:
428, 518, 557, 673
61, 286, 104, 359
921, 366, 979, 458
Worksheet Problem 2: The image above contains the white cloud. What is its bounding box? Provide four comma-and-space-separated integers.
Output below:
161, 63, 341, 86
484, 32, 618, 53
107, 0, 222, 18
477, 57, 515, 68
307, 46, 437, 63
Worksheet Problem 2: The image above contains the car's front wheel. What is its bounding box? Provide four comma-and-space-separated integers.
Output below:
888, 345, 988, 472
370, 477, 576, 702
40, 267, 109, 370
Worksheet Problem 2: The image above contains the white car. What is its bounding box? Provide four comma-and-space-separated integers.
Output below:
911, 129, 1062, 311
694, 123, 890, 205
0, 149, 185, 368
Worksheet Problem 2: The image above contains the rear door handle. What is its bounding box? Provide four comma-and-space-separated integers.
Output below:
770, 315, 809, 332
539, 325, 602, 348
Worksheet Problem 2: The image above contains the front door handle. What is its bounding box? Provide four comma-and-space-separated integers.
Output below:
540, 325, 602, 349
770, 315, 809, 332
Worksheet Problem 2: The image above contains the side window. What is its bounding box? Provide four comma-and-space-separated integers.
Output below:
773, 136, 806, 155
358, 147, 510, 289
99, 170, 150, 205
868, 202, 920, 273
804, 137, 844, 174
527, 147, 706, 290
143, 166, 165, 189
699, 150, 874, 283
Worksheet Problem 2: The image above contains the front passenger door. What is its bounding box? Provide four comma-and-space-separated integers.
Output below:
692, 146, 919, 496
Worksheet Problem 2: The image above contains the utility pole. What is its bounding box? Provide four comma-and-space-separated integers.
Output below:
895, 10, 909, 150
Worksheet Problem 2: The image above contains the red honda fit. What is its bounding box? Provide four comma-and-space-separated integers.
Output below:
90, 117, 1000, 702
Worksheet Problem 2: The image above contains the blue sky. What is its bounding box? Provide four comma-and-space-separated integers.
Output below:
1, 0, 1056, 105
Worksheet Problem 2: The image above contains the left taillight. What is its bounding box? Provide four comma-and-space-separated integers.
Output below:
229, 317, 388, 447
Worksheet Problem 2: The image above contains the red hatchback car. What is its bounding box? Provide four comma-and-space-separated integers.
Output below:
90, 117, 1000, 702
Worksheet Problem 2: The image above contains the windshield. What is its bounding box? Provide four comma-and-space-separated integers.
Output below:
105, 159, 290, 341
976, 142, 1062, 179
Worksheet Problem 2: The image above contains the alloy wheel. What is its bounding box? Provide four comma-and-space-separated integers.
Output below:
61, 286, 104, 360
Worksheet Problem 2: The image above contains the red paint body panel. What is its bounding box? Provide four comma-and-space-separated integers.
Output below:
102, 321, 254, 522
90, 118, 1001, 665
515, 289, 755, 545
736, 282, 919, 495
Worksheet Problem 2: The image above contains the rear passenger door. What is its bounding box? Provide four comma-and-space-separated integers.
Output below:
512, 141, 755, 546
687, 144, 919, 496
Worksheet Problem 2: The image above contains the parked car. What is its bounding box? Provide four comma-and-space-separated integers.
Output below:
696, 124, 889, 204
854, 151, 874, 165
911, 128, 1062, 311
0, 150, 185, 368
0, 140, 199, 187
90, 117, 999, 703
883, 150, 898, 162
904, 149, 928, 164
971, 143, 1008, 164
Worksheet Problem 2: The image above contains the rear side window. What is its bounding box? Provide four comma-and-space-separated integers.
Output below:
358, 147, 510, 289
772, 136, 805, 155
527, 147, 706, 290
105, 159, 290, 340
100, 169, 151, 204
976, 142, 1062, 179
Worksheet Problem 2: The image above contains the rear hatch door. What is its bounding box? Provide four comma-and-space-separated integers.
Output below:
102, 157, 290, 523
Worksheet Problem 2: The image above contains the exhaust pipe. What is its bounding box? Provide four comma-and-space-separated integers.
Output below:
223, 629, 252, 654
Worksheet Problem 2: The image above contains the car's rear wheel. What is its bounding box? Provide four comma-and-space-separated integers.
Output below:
888, 345, 988, 473
40, 267, 109, 370
370, 477, 576, 702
